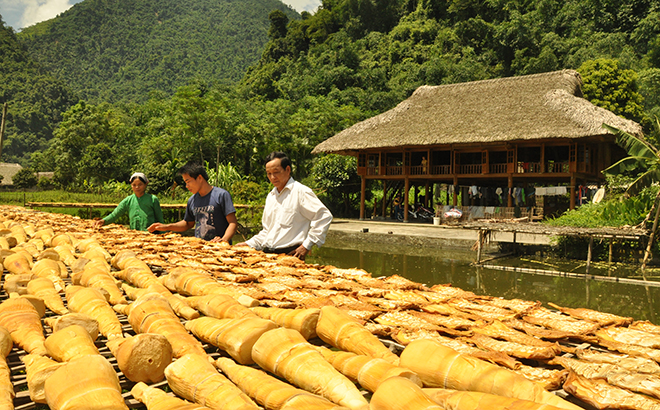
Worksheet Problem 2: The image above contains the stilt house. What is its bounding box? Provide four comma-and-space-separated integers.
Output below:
312, 69, 643, 221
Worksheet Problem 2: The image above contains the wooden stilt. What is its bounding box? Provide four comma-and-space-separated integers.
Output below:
476, 230, 483, 264
404, 177, 410, 222
586, 236, 593, 274
382, 180, 387, 218
359, 176, 366, 220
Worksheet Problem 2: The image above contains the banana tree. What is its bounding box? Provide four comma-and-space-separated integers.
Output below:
602, 121, 660, 270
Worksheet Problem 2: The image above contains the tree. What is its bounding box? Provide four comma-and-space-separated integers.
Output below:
602, 122, 660, 269
603, 123, 660, 196
12, 168, 38, 189
578, 59, 645, 123
311, 154, 361, 215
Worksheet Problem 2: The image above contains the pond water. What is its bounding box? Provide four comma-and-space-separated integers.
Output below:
306, 236, 660, 324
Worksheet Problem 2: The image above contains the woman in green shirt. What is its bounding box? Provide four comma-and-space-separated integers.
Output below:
94, 173, 164, 231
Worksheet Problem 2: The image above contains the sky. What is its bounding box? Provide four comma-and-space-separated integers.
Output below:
0, 0, 320, 30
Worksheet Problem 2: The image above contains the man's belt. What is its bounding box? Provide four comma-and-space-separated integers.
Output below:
262, 244, 302, 255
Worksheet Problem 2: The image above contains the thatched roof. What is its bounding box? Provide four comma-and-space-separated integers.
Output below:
0, 163, 22, 185
313, 70, 643, 155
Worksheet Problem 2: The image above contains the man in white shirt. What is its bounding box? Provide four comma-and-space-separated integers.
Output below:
237, 151, 333, 261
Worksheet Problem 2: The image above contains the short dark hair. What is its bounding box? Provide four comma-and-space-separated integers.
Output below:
179, 161, 208, 181
265, 151, 292, 170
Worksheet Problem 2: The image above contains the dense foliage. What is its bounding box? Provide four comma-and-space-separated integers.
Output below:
17, 0, 298, 104
0, 17, 76, 165
2, 0, 660, 219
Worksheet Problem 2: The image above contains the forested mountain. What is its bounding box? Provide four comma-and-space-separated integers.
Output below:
0, 17, 76, 165
238, 0, 660, 126
17, 0, 299, 103
2, 0, 660, 218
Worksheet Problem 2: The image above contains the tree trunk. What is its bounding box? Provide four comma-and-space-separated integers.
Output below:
641, 189, 660, 272
0, 103, 7, 161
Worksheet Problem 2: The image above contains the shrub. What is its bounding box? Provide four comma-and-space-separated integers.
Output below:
12, 169, 38, 189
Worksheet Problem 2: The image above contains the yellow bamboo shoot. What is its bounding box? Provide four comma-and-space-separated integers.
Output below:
65, 285, 123, 340
186, 294, 256, 319
128, 293, 206, 357
371, 377, 443, 410
251, 307, 319, 339
164, 353, 258, 410
131, 382, 213, 409
45, 325, 99, 361
399, 339, 582, 410
423, 388, 569, 410
27, 277, 68, 315
0, 297, 46, 355
251, 327, 369, 410
0, 326, 14, 408
21, 354, 66, 403
316, 306, 399, 365
106, 333, 173, 383
315, 346, 421, 392
44, 312, 99, 341
44, 354, 128, 410
186, 316, 277, 364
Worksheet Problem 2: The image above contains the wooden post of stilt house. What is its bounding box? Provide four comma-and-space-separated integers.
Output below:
507, 175, 513, 207
452, 176, 458, 206
570, 175, 576, 210
0, 103, 7, 161
403, 177, 410, 222
512, 230, 517, 255
476, 229, 483, 264
586, 235, 593, 274
382, 181, 387, 218
359, 176, 366, 220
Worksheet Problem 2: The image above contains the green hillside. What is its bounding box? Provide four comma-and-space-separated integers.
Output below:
0, 16, 76, 165
18, 0, 299, 103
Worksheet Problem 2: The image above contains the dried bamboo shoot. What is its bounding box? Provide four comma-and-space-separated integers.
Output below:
21, 354, 66, 404
65, 286, 123, 340
3, 252, 31, 275
128, 293, 206, 357
316, 306, 399, 365
164, 353, 258, 410
370, 377, 443, 410
215, 356, 321, 410
280, 395, 351, 410
131, 382, 213, 409
315, 345, 421, 392
0, 326, 13, 409
399, 339, 582, 410
44, 312, 99, 341
186, 316, 277, 364
106, 333, 172, 383
251, 306, 319, 339
186, 294, 256, 319
251, 327, 369, 410
423, 388, 569, 410
27, 277, 68, 315
0, 297, 46, 355
44, 354, 128, 410
45, 325, 99, 361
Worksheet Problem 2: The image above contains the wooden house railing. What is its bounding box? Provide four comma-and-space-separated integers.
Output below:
489, 163, 507, 174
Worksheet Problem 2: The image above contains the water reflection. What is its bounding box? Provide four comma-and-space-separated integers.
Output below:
307, 238, 658, 322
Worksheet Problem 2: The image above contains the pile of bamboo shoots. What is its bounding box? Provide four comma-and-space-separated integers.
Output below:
0, 205, 659, 409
